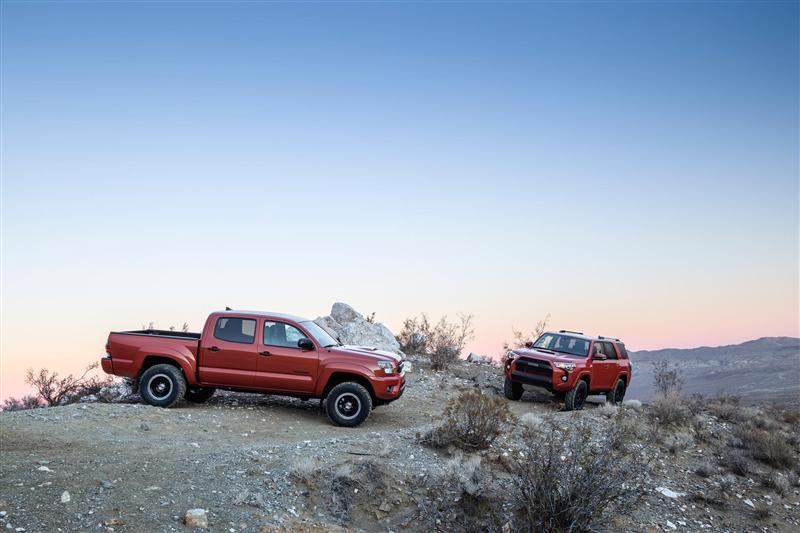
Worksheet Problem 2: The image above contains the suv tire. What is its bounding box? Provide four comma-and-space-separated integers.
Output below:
140, 364, 186, 408
607, 379, 626, 405
185, 387, 216, 403
504, 378, 523, 401
325, 382, 372, 427
564, 379, 588, 411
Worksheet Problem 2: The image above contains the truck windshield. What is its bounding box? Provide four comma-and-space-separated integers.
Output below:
301, 321, 341, 348
533, 334, 590, 357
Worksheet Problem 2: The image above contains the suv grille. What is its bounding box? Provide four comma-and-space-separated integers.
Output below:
515, 358, 553, 378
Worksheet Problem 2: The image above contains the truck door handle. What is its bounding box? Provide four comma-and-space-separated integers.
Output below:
208, 346, 220, 352
259, 350, 271, 356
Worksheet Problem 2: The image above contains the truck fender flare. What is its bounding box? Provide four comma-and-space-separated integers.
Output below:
135, 345, 199, 386
315, 362, 375, 397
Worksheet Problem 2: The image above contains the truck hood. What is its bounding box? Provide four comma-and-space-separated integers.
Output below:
328, 345, 402, 364
513, 348, 585, 363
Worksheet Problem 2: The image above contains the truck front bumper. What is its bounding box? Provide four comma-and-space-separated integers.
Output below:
373, 374, 406, 401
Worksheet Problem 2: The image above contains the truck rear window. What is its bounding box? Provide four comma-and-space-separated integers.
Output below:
214, 318, 256, 344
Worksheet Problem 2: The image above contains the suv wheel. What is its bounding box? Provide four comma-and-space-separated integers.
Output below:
504, 377, 523, 401
185, 387, 216, 403
607, 379, 626, 405
325, 382, 372, 427
140, 364, 186, 408
564, 379, 588, 411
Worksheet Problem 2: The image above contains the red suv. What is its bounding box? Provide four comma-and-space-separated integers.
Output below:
503, 330, 631, 410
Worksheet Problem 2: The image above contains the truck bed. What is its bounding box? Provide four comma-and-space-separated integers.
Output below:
113, 329, 201, 340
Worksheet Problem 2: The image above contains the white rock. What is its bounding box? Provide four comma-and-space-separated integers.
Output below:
656, 487, 685, 499
666, 521, 677, 530
467, 353, 487, 363
60, 491, 71, 503
744, 498, 755, 509
314, 303, 403, 355
79, 394, 98, 403
36, 466, 51, 472
183, 508, 208, 528
98, 380, 133, 402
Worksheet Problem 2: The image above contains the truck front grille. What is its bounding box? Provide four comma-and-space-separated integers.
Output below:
515, 358, 553, 378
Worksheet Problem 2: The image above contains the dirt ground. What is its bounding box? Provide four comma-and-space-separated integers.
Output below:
1, 362, 798, 532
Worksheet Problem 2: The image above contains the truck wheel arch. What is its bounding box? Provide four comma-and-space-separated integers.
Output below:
138, 355, 192, 385
322, 372, 376, 403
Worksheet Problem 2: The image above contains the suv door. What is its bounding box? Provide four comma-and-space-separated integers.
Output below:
254, 320, 319, 394
198, 316, 258, 387
590, 341, 616, 392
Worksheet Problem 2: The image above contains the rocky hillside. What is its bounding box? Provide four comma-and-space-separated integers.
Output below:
628, 337, 800, 404
1, 357, 799, 532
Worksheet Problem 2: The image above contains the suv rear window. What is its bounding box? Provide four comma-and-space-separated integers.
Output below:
214, 318, 256, 344
615, 342, 629, 359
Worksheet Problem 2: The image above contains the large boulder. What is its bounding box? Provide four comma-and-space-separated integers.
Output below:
315, 303, 404, 355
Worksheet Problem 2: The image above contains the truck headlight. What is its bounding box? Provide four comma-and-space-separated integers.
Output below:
377, 360, 396, 375
506, 351, 519, 360
554, 362, 576, 372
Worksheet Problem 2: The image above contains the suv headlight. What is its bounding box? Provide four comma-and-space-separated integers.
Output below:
377, 360, 396, 375
554, 362, 576, 372
506, 351, 519, 360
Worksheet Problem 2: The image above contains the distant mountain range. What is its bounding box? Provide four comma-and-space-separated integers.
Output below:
627, 337, 800, 405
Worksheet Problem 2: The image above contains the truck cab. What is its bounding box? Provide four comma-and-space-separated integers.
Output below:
503, 330, 631, 410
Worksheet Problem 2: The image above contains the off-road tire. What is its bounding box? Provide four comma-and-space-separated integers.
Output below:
564, 379, 588, 411
184, 387, 216, 403
504, 377, 524, 401
607, 379, 626, 405
139, 364, 186, 408
325, 382, 372, 427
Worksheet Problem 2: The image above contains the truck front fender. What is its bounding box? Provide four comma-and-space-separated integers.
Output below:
315, 360, 376, 397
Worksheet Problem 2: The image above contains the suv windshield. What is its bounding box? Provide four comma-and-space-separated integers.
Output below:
301, 321, 340, 348
533, 333, 590, 357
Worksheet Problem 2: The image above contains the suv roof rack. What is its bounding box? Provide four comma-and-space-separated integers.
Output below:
598, 335, 621, 341
559, 329, 584, 335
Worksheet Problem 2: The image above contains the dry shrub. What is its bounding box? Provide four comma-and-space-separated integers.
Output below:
648, 392, 690, 427
506, 417, 649, 532
694, 464, 714, 478
691, 475, 732, 508
779, 407, 800, 426
1, 395, 42, 412
664, 432, 694, 454
708, 395, 742, 422
762, 472, 790, 496
397, 313, 474, 370
501, 314, 550, 353
738, 425, 797, 470
421, 390, 513, 451
294, 459, 388, 524
652, 360, 683, 396
25, 362, 113, 406
722, 449, 750, 476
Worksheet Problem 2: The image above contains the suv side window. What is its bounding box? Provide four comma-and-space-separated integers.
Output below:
264, 321, 309, 349
615, 343, 629, 359
214, 318, 256, 344
603, 341, 618, 359
592, 342, 605, 357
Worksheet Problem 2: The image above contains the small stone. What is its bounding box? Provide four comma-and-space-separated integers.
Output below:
100, 481, 113, 489
744, 498, 755, 509
190, 442, 199, 448
656, 487, 685, 499
60, 491, 71, 503
139, 423, 150, 431
36, 466, 51, 472
184, 509, 208, 528
666, 521, 677, 530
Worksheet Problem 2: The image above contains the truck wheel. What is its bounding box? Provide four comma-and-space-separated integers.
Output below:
325, 382, 372, 427
504, 378, 523, 401
184, 387, 215, 403
564, 380, 588, 411
607, 379, 626, 405
139, 364, 186, 408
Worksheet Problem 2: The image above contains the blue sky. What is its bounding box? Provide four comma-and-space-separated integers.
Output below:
1, 1, 798, 398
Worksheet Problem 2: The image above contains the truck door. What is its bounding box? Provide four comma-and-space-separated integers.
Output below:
198, 316, 258, 387
254, 320, 319, 394
590, 342, 616, 391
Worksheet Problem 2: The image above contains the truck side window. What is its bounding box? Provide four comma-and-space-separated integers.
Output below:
264, 321, 309, 349
214, 318, 256, 344
603, 341, 618, 359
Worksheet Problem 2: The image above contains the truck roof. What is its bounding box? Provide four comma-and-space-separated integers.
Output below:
547, 330, 624, 343
212, 310, 312, 323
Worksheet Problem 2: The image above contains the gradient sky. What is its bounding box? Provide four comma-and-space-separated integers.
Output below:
1, 1, 798, 400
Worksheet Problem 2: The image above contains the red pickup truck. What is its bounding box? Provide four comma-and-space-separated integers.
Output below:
503, 330, 631, 410
101, 310, 408, 426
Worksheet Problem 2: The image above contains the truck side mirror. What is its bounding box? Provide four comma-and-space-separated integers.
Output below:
524, 341, 534, 349
297, 338, 314, 350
